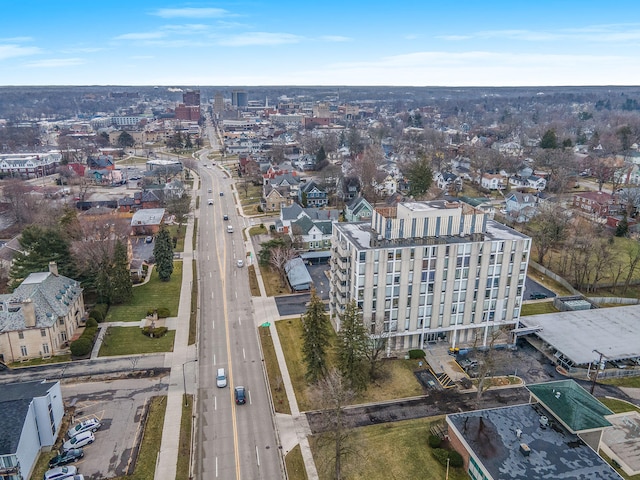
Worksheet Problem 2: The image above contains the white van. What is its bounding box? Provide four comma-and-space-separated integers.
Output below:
227, 225, 233, 233
216, 368, 227, 388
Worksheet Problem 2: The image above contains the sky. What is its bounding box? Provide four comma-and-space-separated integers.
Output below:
1, 0, 640, 87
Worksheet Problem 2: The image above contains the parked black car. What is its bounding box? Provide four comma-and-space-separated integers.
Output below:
48, 448, 84, 468
529, 292, 549, 300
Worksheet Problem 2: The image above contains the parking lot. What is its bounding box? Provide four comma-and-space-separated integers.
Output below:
56, 374, 169, 479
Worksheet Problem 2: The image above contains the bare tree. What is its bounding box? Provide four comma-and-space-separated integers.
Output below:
623, 240, 640, 293
352, 145, 385, 203
364, 317, 391, 381
311, 369, 355, 480
473, 326, 510, 406
527, 202, 570, 266
269, 245, 297, 288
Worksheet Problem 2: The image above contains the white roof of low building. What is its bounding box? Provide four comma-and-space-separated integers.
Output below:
520, 304, 640, 365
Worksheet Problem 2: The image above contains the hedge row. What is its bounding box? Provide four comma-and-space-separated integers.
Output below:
70, 321, 100, 357
142, 326, 169, 338
88, 303, 109, 323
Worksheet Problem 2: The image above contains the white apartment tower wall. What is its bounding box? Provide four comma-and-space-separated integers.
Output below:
329, 201, 531, 352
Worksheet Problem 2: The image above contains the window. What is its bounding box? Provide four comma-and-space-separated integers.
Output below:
59, 317, 65, 325
20, 345, 27, 356
43, 344, 50, 355
18, 332, 24, 339
41, 328, 47, 337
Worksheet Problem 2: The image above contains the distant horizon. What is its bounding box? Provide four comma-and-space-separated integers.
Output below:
2, 84, 640, 89
2, 1, 640, 86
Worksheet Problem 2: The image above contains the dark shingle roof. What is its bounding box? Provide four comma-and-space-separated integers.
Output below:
0, 380, 58, 455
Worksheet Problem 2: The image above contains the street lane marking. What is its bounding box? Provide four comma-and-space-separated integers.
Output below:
242, 348, 245, 360
255, 446, 260, 466
248, 390, 252, 405
238, 316, 241, 326
214, 396, 217, 411
215, 457, 218, 478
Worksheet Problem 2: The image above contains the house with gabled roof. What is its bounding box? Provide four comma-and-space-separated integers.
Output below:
0, 262, 85, 364
480, 173, 506, 190
345, 196, 373, 222
118, 190, 162, 212
337, 176, 360, 201
290, 216, 333, 250
87, 154, 115, 170
505, 191, 538, 223
299, 180, 328, 207
0, 380, 65, 480
435, 171, 462, 193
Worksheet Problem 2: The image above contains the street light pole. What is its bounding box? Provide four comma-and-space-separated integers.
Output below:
182, 359, 198, 406
591, 350, 605, 395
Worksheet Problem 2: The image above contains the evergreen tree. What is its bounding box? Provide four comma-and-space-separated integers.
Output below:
540, 129, 558, 149
335, 301, 369, 391
302, 289, 331, 383
406, 153, 434, 199
616, 215, 629, 237
111, 240, 133, 303
93, 252, 112, 304
10, 225, 75, 289
153, 226, 174, 281
117, 131, 135, 148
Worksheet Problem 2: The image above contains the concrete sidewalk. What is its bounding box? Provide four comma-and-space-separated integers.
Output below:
154, 175, 199, 480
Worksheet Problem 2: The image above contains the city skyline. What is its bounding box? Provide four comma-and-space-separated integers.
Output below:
2, 0, 640, 87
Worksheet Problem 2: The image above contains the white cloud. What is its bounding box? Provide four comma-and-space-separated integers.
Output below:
440, 24, 640, 44
114, 32, 166, 40
24, 58, 85, 68
0, 44, 41, 60
152, 8, 230, 18
320, 35, 351, 42
218, 32, 301, 46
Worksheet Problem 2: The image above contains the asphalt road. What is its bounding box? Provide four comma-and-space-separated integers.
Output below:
194, 147, 281, 480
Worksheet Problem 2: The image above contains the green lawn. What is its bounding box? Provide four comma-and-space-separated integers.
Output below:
598, 397, 640, 414
112, 396, 167, 480
601, 376, 640, 388
275, 318, 424, 412
98, 326, 175, 356
166, 224, 186, 252
311, 416, 468, 480
10, 354, 70, 368
105, 262, 182, 322
520, 301, 559, 316
176, 396, 194, 480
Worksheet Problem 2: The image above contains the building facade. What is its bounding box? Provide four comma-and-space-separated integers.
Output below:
0, 381, 65, 480
329, 201, 531, 352
0, 263, 85, 364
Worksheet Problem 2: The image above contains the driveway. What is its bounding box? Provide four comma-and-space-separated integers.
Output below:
59, 374, 169, 479
524, 276, 556, 300
132, 235, 155, 263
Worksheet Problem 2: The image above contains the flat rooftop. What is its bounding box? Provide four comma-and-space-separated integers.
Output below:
448, 403, 621, 480
601, 411, 640, 476
520, 304, 640, 365
335, 218, 528, 251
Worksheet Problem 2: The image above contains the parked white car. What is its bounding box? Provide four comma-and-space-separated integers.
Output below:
63, 431, 95, 451
67, 418, 101, 438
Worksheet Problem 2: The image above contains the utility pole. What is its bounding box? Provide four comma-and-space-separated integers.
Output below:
590, 350, 605, 395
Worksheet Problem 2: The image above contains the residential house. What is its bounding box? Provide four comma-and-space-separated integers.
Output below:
573, 191, 614, 217
510, 174, 547, 191
89, 168, 124, 186
262, 173, 300, 212
118, 190, 162, 212
374, 174, 399, 196
278, 203, 305, 233
345, 196, 373, 222
130, 208, 165, 235
337, 176, 360, 201
87, 154, 115, 170
480, 173, 507, 190
0, 381, 65, 480
505, 191, 538, 223
299, 180, 328, 207
434, 171, 462, 193
0, 262, 85, 364
290, 216, 333, 250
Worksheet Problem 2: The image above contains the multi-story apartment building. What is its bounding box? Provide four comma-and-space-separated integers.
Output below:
329, 201, 531, 352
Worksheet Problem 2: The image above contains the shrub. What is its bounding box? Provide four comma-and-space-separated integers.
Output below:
432, 448, 449, 466
85, 318, 98, 328
70, 337, 93, 357
257, 206, 264, 213
89, 303, 108, 322
155, 307, 171, 318
428, 435, 442, 448
142, 326, 168, 338
82, 326, 97, 340
408, 349, 426, 359
448, 451, 463, 468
